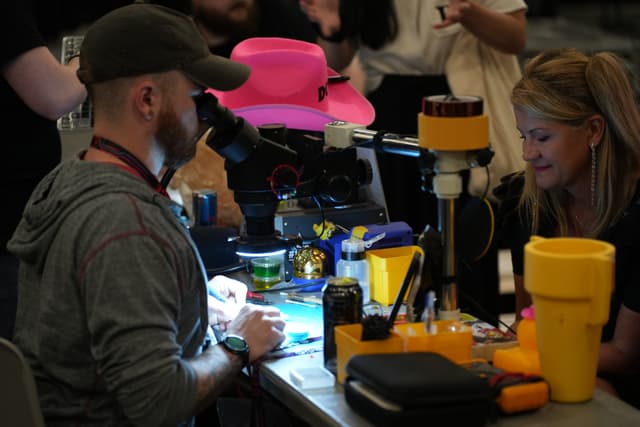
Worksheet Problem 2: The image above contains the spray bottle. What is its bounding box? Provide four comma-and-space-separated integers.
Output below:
336, 233, 385, 303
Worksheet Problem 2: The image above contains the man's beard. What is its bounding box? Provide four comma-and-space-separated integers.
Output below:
193, 0, 260, 40
156, 105, 198, 170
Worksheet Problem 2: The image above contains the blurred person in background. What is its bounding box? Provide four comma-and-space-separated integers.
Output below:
0, 0, 94, 340
300, 0, 527, 323
300, 0, 527, 236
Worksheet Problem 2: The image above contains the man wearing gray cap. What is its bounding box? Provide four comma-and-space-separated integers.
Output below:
8, 4, 285, 426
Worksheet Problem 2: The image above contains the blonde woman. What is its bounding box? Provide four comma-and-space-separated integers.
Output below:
498, 48, 640, 408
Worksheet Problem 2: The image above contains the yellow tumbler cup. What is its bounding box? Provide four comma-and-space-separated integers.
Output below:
524, 236, 614, 403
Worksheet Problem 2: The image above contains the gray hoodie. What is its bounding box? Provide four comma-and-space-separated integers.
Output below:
9, 159, 209, 426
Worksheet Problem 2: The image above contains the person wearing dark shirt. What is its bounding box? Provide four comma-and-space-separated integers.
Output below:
497, 48, 640, 408
0, 0, 87, 340
149, 0, 318, 57
197, 0, 317, 57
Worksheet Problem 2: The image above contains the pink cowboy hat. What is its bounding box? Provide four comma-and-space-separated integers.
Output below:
209, 37, 375, 131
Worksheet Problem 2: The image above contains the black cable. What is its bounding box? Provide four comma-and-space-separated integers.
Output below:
159, 167, 176, 189
286, 194, 330, 242
457, 286, 517, 335
206, 262, 246, 276
312, 194, 327, 239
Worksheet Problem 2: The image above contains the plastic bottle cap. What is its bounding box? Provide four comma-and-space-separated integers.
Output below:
340, 232, 386, 253
341, 238, 366, 253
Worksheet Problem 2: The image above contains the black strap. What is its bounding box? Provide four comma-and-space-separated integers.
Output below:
90, 136, 169, 197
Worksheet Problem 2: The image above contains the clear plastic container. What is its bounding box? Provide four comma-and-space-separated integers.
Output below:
336, 238, 370, 302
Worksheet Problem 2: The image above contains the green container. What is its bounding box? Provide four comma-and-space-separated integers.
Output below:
250, 257, 282, 290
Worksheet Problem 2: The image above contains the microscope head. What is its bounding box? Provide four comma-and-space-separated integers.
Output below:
194, 92, 371, 256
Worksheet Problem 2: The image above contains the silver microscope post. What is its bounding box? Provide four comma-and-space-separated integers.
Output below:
430, 150, 471, 319
439, 198, 458, 314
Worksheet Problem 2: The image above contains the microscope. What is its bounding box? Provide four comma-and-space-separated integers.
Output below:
195, 91, 492, 318
193, 92, 372, 263
325, 94, 492, 320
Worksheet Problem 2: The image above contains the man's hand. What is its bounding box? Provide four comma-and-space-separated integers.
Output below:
209, 275, 247, 304
190, 304, 285, 410
226, 305, 286, 362
207, 276, 247, 328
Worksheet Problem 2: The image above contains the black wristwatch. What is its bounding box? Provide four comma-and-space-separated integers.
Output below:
220, 334, 250, 368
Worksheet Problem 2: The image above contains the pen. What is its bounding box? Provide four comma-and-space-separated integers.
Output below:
386, 252, 421, 330
277, 336, 322, 351
272, 337, 322, 352
247, 291, 271, 305
296, 336, 322, 345
284, 293, 323, 305
424, 290, 436, 334
285, 299, 317, 308
207, 283, 226, 302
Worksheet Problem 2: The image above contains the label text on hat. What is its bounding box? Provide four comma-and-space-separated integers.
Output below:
318, 83, 329, 103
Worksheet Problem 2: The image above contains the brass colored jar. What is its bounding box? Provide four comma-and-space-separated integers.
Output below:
293, 246, 327, 279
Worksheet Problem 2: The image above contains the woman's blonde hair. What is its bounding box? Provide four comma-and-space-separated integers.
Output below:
511, 48, 640, 237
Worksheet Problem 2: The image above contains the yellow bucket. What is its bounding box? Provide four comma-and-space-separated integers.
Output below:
366, 245, 423, 305
524, 236, 614, 402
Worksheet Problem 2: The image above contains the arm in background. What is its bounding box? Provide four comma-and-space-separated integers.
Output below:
3, 46, 86, 120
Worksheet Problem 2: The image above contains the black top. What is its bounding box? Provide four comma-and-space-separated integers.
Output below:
496, 172, 640, 407
34, 1, 131, 40
1, 1, 129, 252
0, 0, 61, 252
496, 173, 640, 340
208, 0, 317, 58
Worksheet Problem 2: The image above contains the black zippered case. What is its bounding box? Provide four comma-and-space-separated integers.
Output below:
344, 352, 491, 427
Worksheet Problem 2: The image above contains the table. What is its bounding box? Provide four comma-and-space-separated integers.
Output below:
259, 353, 640, 427
234, 273, 640, 426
